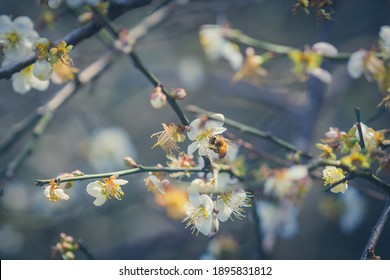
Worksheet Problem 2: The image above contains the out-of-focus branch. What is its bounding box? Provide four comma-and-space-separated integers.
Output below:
0, 0, 151, 80
360, 199, 390, 260
186, 105, 313, 159
0, 52, 116, 193
226, 29, 355, 60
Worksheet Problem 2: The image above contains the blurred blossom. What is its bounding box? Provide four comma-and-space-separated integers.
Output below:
256, 200, 299, 253
177, 57, 205, 91
199, 24, 243, 70
154, 185, 188, 219
2, 181, 30, 211
200, 234, 239, 260
0, 227, 24, 255
379, 25, 390, 56
339, 188, 365, 234
87, 126, 137, 172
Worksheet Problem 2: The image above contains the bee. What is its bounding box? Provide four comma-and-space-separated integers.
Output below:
209, 135, 229, 159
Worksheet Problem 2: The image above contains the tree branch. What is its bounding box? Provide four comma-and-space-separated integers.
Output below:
186, 105, 313, 159
360, 198, 390, 260
0, 0, 151, 80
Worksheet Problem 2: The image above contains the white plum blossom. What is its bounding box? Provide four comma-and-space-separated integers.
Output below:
183, 187, 216, 236
43, 179, 70, 202
215, 188, 251, 222
0, 15, 37, 54
86, 176, 128, 206
379, 25, 390, 56
309, 67, 332, 84
144, 174, 167, 194
347, 50, 367, 79
187, 113, 227, 158
33, 61, 53, 81
199, 24, 243, 70
11, 65, 49, 94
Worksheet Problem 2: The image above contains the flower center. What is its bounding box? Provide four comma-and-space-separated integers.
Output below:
6, 31, 20, 47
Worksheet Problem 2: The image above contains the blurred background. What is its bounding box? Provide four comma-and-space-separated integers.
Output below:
0, 0, 389, 260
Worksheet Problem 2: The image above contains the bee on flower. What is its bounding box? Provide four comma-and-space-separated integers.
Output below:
86, 175, 128, 206
151, 123, 186, 155
187, 114, 227, 160
44, 179, 70, 202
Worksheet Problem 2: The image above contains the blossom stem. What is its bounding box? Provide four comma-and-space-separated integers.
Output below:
35, 166, 213, 186
0, 0, 151, 80
186, 105, 312, 159
354, 106, 366, 151
226, 29, 353, 60
360, 198, 390, 259
91, 6, 190, 126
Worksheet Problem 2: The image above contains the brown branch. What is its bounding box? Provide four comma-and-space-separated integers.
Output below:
0, 0, 151, 80
360, 199, 390, 260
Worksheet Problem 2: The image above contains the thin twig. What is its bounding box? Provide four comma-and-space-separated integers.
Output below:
0, 0, 151, 80
226, 29, 358, 60
77, 239, 96, 260
91, 6, 190, 126
355, 106, 366, 151
360, 198, 390, 260
186, 105, 313, 159
36, 166, 211, 186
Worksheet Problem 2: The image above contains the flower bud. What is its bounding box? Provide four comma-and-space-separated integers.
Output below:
71, 170, 85, 176
124, 156, 138, 168
171, 88, 187, 100
150, 86, 167, 109
33, 61, 53, 81
63, 251, 75, 260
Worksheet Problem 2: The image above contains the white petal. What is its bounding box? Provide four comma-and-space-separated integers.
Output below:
287, 165, 308, 181
187, 119, 202, 140
33, 61, 53, 81
264, 177, 275, 195
43, 186, 50, 197
216, 199, 232, 222
309, 68, 332, 84
86, 182, 102, 197
204, 114, 225, 130
0, 15, 12, 33
93, 194, 107, 206
212, 127, 227, 135
187, 141, 200, 155
198, 144, 208, 156
347, 50, 366, 79
12, 72, 31, 94
200, 194, 214, 212
188, 186, 201, 206
113, 179, 128, 185
30, 75, 49, 91
54, 189, 69, 200
196, 216, 212, 236
13, 16, 34, 31
312, 42, 338, 56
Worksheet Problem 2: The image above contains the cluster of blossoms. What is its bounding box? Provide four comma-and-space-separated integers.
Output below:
347, 25, 390, 109
0, 15, 77, 93
317, 122, 390, 192
199, 24, 339, 86
184, 172, 251, 236
52, 233, 79, 260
